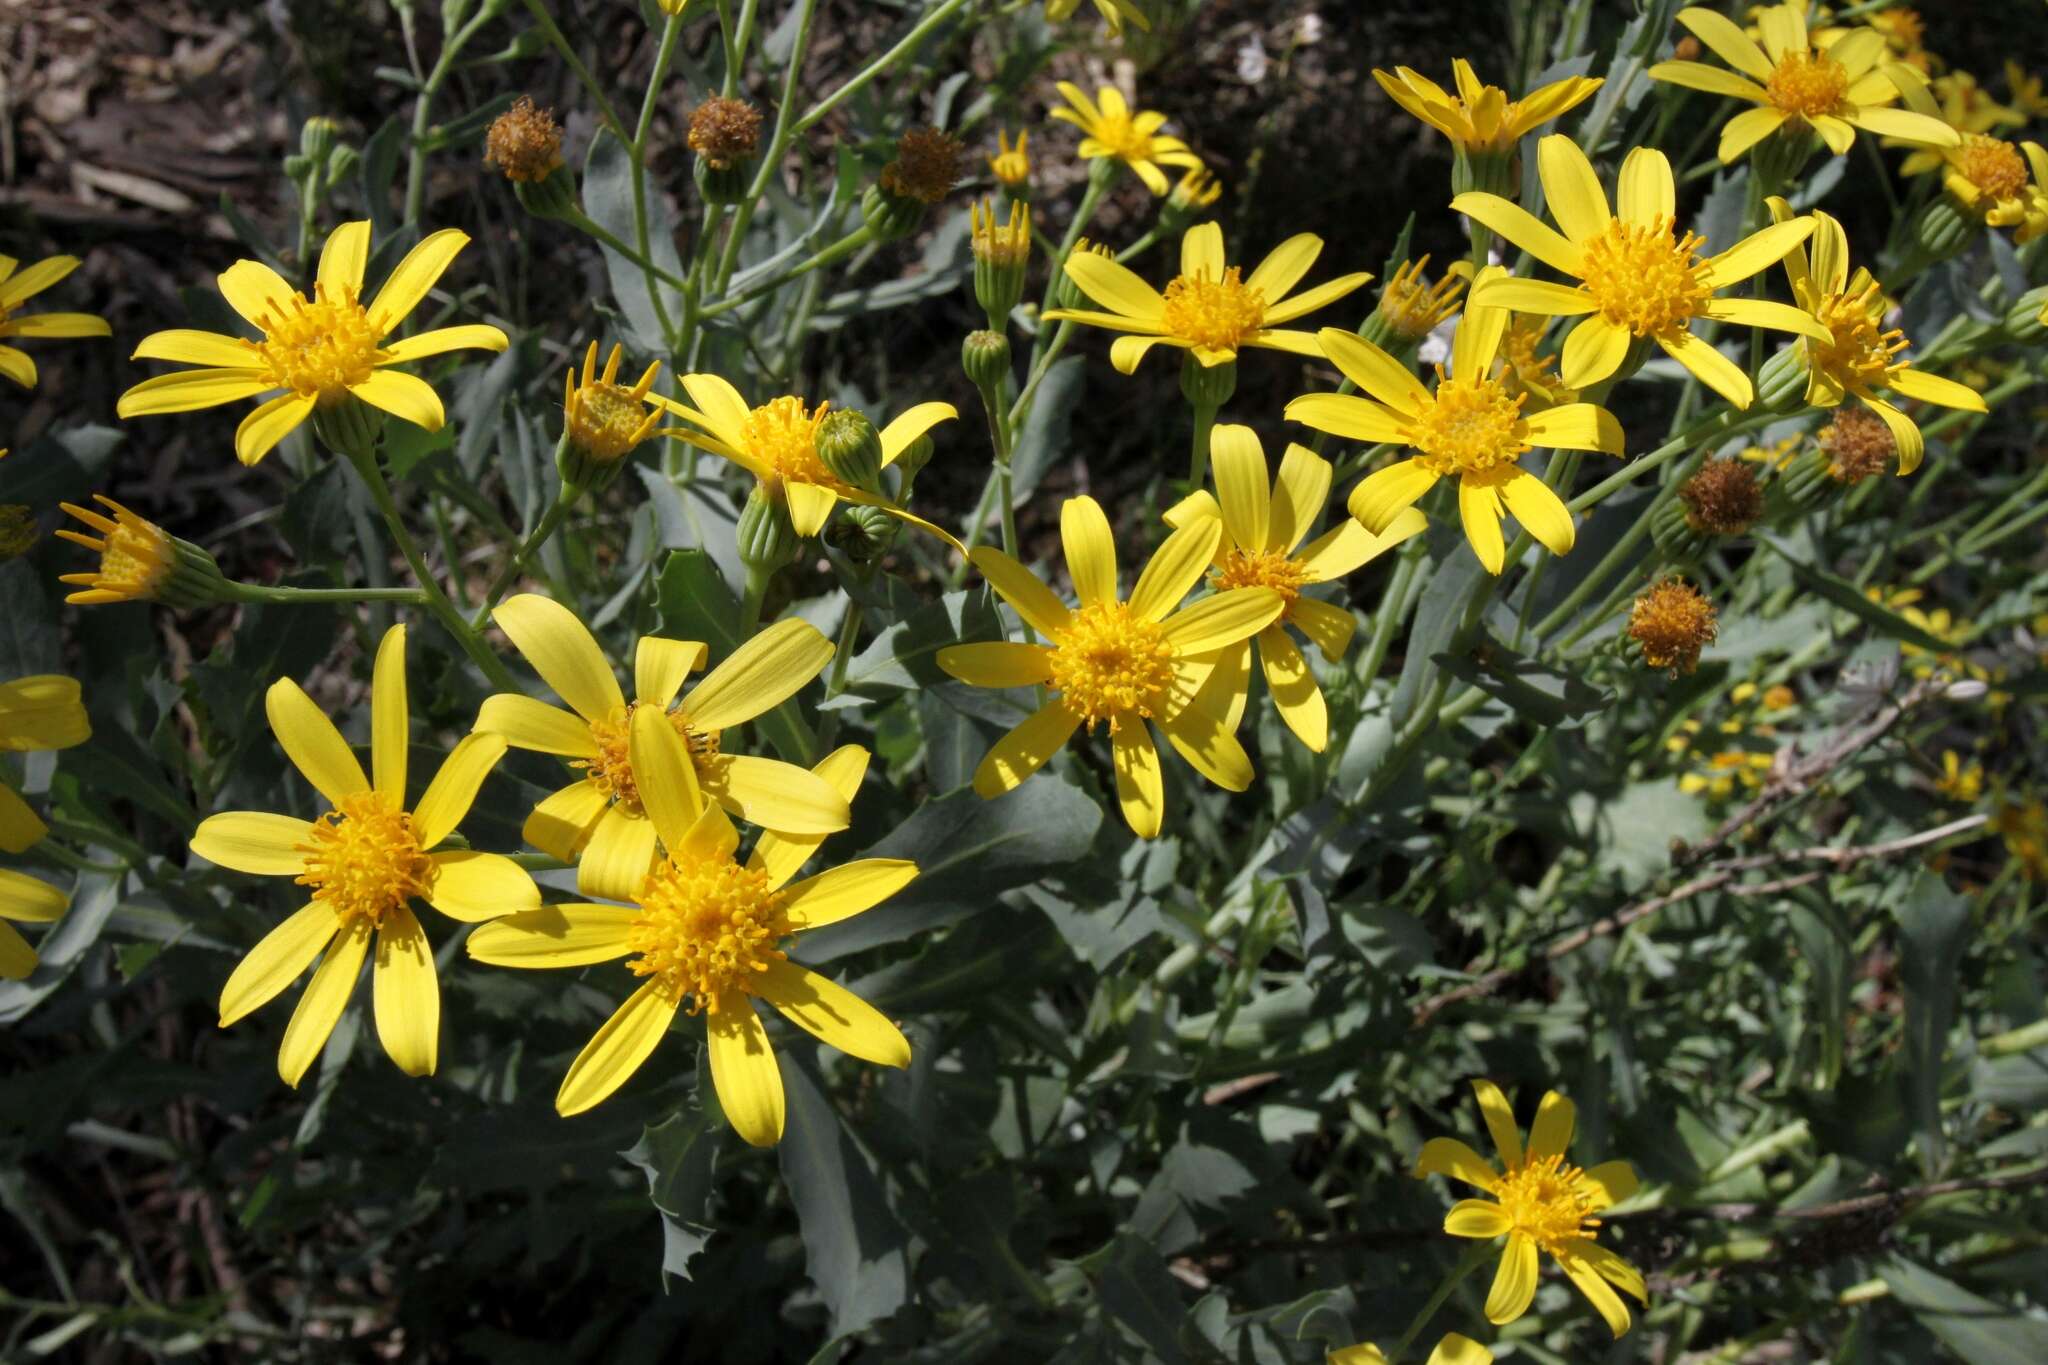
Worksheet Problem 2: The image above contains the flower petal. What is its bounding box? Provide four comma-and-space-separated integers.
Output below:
1063, 251, 1166, 320
1698, 217, 1815, 289
967, 549, 1073, 636
218, 903, 337, 1026
1347, 459, 1440, 533
756, 960, 910, 1067
1500, 469, 1576, 558
266, 678, 369, 807
425, 850, 539, 922
351, 368, 446, 431
1537, 135, 1612, 243
1317, 329, 1431, 414
1444, 1198, 1513, 1239
1887, 368, 1985, 411
785, 481, 838, 538
116, 368, 275, 417
1658, 330, 1753, 408
1061, 496, 1119, 606
1703, 296, 1832, 342
1459, 475, 1507, 574
1581, 1159, 1640, 1210
1484, 1235, 1540, 1325
702, 753, 850, 837
750, 746, 872, 888
1259, 627, 1326, 752
1209, 424, 1271, 551
1524, 402, 1625, 455
466, 903, 639, 967
372, 905, 439, 1077
972, 700, 1082, 797
878, 402, 958, 463
1472, 1079, 1524, 1168
1111, 722, 1165, 838
492, 594, 625, 723
1155, 699, 1255, 791
475, 695, 597, 757
1717, 105, 1791, 163
1298, 509, 1420, 589
1559, 316, 1631, 390
576, 806, 659, 903
234, 392, 317, 466
935, 642, 1055, 688
630, 705, 704, 851
130, 329, 254, 367
1284, 392, 1411, 444
1129, 518, 1222, 623
0, 868, 67, 923
1261, 272, 1372, 326
278, 916, 372, 1088
1246, 233, 1323, 301
1449, 193, 1584, 277
1843, 106, 1959, 149
556, 978, 680, 1116
380, 323, 510, 364
192, 811, 317, 876
367, 228, 470, 332
683, 617, 835, 732
521, 780, 609, 861
1859, 393, 1924, 475
1676, 6, 1774, 81
414, 733, 506, 848
216, 259, 296, 328
781, 858, 920, 931
316, 220, 371, 297
1528, 1089, 1576, 1158
707, 993, 786, 1144
1555, 1244, 1633, 1338
1270, 442, 1334, 554
1162, 587, 1286, 653
371, 624, 408, 800
0, 920, 37, 980
1415, 1136, 1502, 1190
1645, 60, 1769, 103
634, 636, 708, 708
1616, 146, 1676, 226
1469, 277, 1597, 317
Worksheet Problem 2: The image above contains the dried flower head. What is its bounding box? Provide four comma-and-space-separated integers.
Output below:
1819, 407, 1896, 483
1679, 459, 1764, 535
1630, 578, 1718, 676
688, 96, 763, 170
881, 128, 965, 205
485, 97, 564, 184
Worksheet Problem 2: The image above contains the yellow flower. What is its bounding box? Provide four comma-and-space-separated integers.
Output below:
1045, 0, 1149, 35
937, 496, 1285, 838
653, 375, 959, 544
0, 252, 112, 389
55, 496, 175, 604
478, 595, 851, 902
1738, 434, 1802, 470
1993, 798, 2048, 882
0, 863, 66, 981
1287, 268, 1625, 575
1049, 83, 1202, 196
1765, 198, 1986, 474
564, 342, 664, 460
989, 129, 1031, 189
1330, 1335, 1492, 1365
1416, 1080, 1647, 1338
1495, 314, 1575, 409
467, 726, 915, 1136
1162, 426, 1425, 751
0, 674, 89, 857
118, 220, 509, 465
2007, 62, 2048, 119
1934, 750, 1983, 803
190, 626, 538, 1085
1455, 136, 1828, 408
1373, 59, 1603, 154
1649, 4, 1956, 162
1924, 71, 2025, 135
1045, 221, 1368, 372
1376, 256, 1469, 343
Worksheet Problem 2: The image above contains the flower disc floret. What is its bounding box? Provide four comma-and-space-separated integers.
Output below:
1047, 602, 1174, 730
1955, 135, 2028, 200
1411, 374, 1531, 476
1493, 1153, 1605, 1253
1212, 547, 1308, 605
1765, 49, 1850, 120
296, 791, 432, 928
1578, 217, 1713, 338
1811, 282, 1906, 389
627, 855, 791, 1012
743, 396, 839, 486
252, 288, 388, 400
1160, 268, 1266, 352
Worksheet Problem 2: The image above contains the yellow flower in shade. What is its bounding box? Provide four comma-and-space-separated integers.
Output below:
989, 130, 1031, 189
2007, 62, 2048, 120
55, 496, 175, 604
563, 342, 666, 466
0, 253, 111, 389
1373, 60, 1603, 154
1922, 71, 2025, 136
1286, 270, 1625, 575
118, 220, 509, 465
1765, 197, 1985, 474
1044, 221, 1369, 372
190, 626, 538, 1086
1934, 750, 1983, 803
1649, 4, 1955, 162
1416, 1080, 1646, 1338
1377, 256, 1469, 343
1993, 798, 2048, 882
0, 675, 89, 856
1162, 426, 1426, 751
1455, 136, 1828, 408
478, 595, 851, 902
1909, 136, 2048, 238
1049, 83, 1202, 196
937, 496, 1285, 839
0, 864, 66, 981
652, 376, 959, 544
468, 725, 914, 1136
1045, 0, 1149, 35
1330, 1334, 1492, 1365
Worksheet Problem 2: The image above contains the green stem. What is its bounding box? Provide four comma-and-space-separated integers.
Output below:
714, 0, 822, 294
1389, 1242, 1496, 1361
564, 209, 693, 292
518, 0, 630, 143
222, 582, 429, 606
1188, 403, 1218, 488
788, 0, 973, 137
740, 564, 772, 635
470, 487, 579, 629
704, 224, 876, 317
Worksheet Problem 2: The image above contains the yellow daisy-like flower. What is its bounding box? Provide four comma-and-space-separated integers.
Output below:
468, 724, 914, 1137
1765, 197, 1985, 475
1048, 83, 1202, 196
2007, 62, 2048, 120
1416, 1080, 1646, 1338
653, 375, 958, 544
0, 252, 111, 389
478, 595, 851, 902
55, 496, 175, 604
937, 496, 1285, 839
1906, 136, 2048, 238
1286, 270, 1626, 575
1923, 71, 2026, 136
117, 220, 510, 466
1373, 59, 1603, 155
190, 626, 538, 1086
1455, 136, 1828, 409
1330, 1334, 1492, 1365
1649, 4, 1956, 162
1044, 221, 1369, 372
1934, 750, 1984, 804
562, 341, 666, 466
0, 674, 89, 857
1045, 0, 1149, 35
1162, 426, 1426, 751
989, 129, 1031, 189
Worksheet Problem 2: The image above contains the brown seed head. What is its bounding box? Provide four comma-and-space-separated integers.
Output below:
688, 96, 763, 170
485, 97, 564, 183
1819, 407, 1897, 483
1679, 457, 1764, 535
1630, 578, 1718, 676
881, 127, 966, 205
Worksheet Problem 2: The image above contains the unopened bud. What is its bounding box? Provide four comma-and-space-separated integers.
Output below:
970, 199, 1031, 327
1159, 165, 1221, 236
1754, 344, 1811, 413
816, 410, 885, 493
737, 483, 802, 567
827, 503, 899, 565
962, 329, 1014, 391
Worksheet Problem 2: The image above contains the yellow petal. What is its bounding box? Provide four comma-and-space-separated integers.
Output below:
1269, 442, 1333, 554
1556, 1244, 1633, 1338
1484, 1236, 1540, 1324
278, 916, 372, 1088
216, 259, 295, 328
1460, 476, 1507, 574
1444, 1198, 1513, 1239
1063, 251, 1167, 320
1316, 329, 1430, 415
706, 994, 785, 1144
0, 919, 36, 980
1415, 1136, 1501, 1190
234, 392, 317, 466
466, 903, 639, 967
682, 617, 834, 732
218, 903, 338, 1026
1426, 1334, 1495, 1365
1348, 459, 1440, 534
1560, 317, 1631, 391
1657, 330, 1753, 408
556, 978, 680, 1116
372, 905, 438, 1077
1289, 596, 1359, 661
1061, 496, 1119, 606
1261, 271, 1370, 326
756, 960, 910, 1067
316, 220, 371, 297
492, 594, 624, 723
935, 642, 1055, 688
475, 694, 598, 756
1128, 518, 1222, 623
785, 481, 838, 538
1717, 105, 1791, 163
750, 746, 872, 889
1499, 467, 1576, 558
130, 329, 257, 367
1111, 722, 1165, 838
1469, 277, 1597, 317
634, 636, 708, 708
0, 784, 48, 854
972, 700, 1082, 797
380, 323, 511, 364
1155, 700, 1254, 791
678, 796, 741, 864
1537, 135, 1612, 243
523, 780, 609, 860
1449, 193, 1585, 277
968, 547, 1073, 636
0, 867, 67, 923
1704, 295, 1832, 342
1161, 587, 1285, 653
1524, 402, 1626, 455
265, 678, 368, 807
371, 624, 408, 800
1208, 424, 1271, 551
351, 368, 445, 431
1472, 1078, 1524, 1166
1645, 60, 1769, 103
576, 805, 659, 902
116, 368, 274, 418
425, 849, 538, 923
1245, 233, 1322, 301
1283, 392, 1411, 444
1676, 5, 1774, 81
413, 732, 506, 848
1616, 146, 1676, 226
1528, 1089, 1576, 1158
1844, 106, 1958, 149
878, 402, 958, 463
1582, 1159, 1640, 1210
781, 859, 919, 930
191, 811, 318, 876
1451, 277, 1511, 384
367, 227, 470, 332
630, 704, 704, 851
1887, 368, 1985, 412
705, 753, 849, 836
1180, 221, 1225, 279
677, 372, 753, 447
1258, 627, 1326, 751
1859, 393, 1924, 475
1698, 217, 1815, 289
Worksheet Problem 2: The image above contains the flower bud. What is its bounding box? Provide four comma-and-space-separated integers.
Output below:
737, 483, 802, 568
866, 128, 964, 240
962, 329, 1013, 392
300, 116, 342, 165
1054, 239, 1115, 311
970, 199, 1031, 327
486, 96, 565, 184
1754, 344, 1811, 413
2005, 284, 2048, 342
1909, 195, 1976, 267
816, 410, 885, 493
1159, 165, 1221, 236
827, 503, 899, 565
1777, 442, 1836, 510
1180, 352, 1237, 412
310, 394, 387, 460
56, 495, 231, 608
862, 184, 926, 242
1650, 493, 1709, 564
989, 130, 1031, 202
893, 433, 935, 490
559, 342, 663, 492
1364, 256, 1465, 351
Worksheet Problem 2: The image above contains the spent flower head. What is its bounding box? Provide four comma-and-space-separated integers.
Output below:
689, 96, 763, 169
1818, 406, 1897, 482
484, 96, 564, 183
880, 127, 965, 205
1630, 578, 1719, 675
1679, 458, 1764, 535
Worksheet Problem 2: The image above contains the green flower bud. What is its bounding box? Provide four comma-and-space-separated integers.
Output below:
816, 410, 885, 493
327, 145, 360, 184
962, 330, 1013, 392
1754, 344, 1811, 413
1777, 443, 1835, 512
970, 199, 1031, 328
1180, 353, 1238, 412
310, 394, 387, 460
1650, 490, 1708, 565
300, 116, 342, 164
737, 484, 803, 569
694, 155, 753, 206
827, 503, 899, 565
893, 433, 935, 492
861, 183, 926, 243
1911, 196, 1976, 268
2005, 284, 2048, 343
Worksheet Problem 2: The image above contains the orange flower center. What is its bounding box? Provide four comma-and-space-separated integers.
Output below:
627, 852, 789, 1012
1047, 601, 1174, 731
296, 791, 432, 927
253, 287, 388, 399
1955, 135, 2028, 200
1491, 1153, 1603, 1254
1577, 215, 1713, 338
1410, 372, 1530, 476
1212, 547, 1308, 616
1161, 267, 1266, 352
1764, 49, 1850, 121
1809, 282, 1908, 389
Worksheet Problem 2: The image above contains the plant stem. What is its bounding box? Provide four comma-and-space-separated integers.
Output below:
222, 582, 429, 606
1389, 1241, 1496, 1362
470, 486, 579, 629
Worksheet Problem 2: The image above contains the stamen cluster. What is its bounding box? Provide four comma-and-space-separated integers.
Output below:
1047, 601, 1175, 730
1810, 282, 1907, 389
1577, 217, 1712, 338
1160, 268, 1266, 351
295, 791, 433, 927
1764, 50, 1850, 121
252, 288, 387, 399
742, 397, 839, 486
1679, 459, 1763, 536
1212, 548, 1308, 608
1490, 1154, 1605, 1254
627, 855, 789, 1011
1410, 372, 1530, 476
